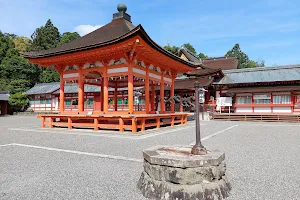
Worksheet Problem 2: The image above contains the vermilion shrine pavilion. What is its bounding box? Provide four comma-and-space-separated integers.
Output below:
22, 4, 198, 132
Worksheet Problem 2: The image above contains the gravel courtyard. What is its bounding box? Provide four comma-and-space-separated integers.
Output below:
0, 116, 299, 200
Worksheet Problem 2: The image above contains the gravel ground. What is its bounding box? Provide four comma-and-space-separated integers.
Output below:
0, 115, 300, 200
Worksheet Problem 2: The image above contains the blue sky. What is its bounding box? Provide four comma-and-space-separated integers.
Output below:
1, 0, 300, 66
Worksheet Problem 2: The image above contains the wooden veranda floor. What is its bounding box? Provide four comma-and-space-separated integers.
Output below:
39, 113, 190, 133
212, 113, 300, 122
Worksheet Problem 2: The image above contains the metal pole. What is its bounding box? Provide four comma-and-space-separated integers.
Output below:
191, 81, 207, 155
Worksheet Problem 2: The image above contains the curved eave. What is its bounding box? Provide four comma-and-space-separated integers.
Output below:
21, 25, 197, 69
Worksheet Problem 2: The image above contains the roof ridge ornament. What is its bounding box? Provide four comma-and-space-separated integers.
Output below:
113, 4, 131, 22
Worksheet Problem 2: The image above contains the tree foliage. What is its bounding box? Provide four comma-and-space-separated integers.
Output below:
9, 93, 29, 111
0, 31, 15, 63
30, 19, 61, 51
40, 68, 60, 83
13, 36, 32, 52
198, 52, 208, 59
59, 32, 80, 46
164, 44, 179, 56
225, 43, 250, 68
225, 43, 265, 68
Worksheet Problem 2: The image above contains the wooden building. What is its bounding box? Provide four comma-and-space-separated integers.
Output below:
0, 91, 9, 115
178, 47, 300, 114
22, 4, 197, 132
214, 65, 300, 114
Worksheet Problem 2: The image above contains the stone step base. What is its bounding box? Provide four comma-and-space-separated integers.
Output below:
137, 172, 231, 200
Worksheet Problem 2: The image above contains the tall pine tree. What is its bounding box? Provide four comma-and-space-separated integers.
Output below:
225, 44, 250, 68
30, 19, 60, 51
30, 19, 61, 82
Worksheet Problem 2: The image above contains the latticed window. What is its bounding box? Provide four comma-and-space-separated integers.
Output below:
65, 99, 72, 106
236, 96, 252, 104
254, 99, 271, 104
40, 98, 46, 104
85, 98, 94, 105
273, 95, 291, 104
253, 94, 271, 104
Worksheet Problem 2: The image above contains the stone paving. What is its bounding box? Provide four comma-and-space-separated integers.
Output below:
1, 116, 300, 200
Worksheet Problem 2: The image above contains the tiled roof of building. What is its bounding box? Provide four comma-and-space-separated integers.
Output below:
174, 78, 213, 89
0, 91, 9, 101
53, 84, 100, 94
215, 65, 300, 85
202, 56, 238, 70
25, 83, 143, 95
184, 68, 223, 77
25, 82, 60, 95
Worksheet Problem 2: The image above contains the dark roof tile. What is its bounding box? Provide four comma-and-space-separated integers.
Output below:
215, 65, 300, 85
0, 91, 9, 101
25, 83, 60, 95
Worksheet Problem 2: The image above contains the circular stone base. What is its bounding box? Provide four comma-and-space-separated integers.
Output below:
137, 145, 231, 200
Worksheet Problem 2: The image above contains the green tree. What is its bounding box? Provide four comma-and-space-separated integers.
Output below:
9, 79, 32, 94
0, 31, 16, 63
164, 44, 180, 56
0, 55, 40, 83
40, 68, 60, 83
9, 93, 29, 111
198, 52, 208, 59
14, 36, 32, 52
59, 32, 80, 46
245, 60, 257, 68
225, 43, 250, 68
30, 19, 61, 51
256, 60, 265, 68
182, 43, 197, 55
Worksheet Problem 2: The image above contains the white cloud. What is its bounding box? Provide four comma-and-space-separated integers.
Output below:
74, 24, 103, 36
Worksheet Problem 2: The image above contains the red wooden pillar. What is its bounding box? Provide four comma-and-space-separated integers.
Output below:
151, 84, 155, 111
160, 71, 165, 113
59, 72, 65, 113
114, 85, 118, 111
291, 93, 295, 113
78, 67, 84, 113
103, 74, 109, 113
100, 84, 104, 111
170, 75, 175, 112
128, 64, 134, 114
145, 66, 150, 113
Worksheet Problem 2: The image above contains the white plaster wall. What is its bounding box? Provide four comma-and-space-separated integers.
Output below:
216, 91, 220, 99
133, 67, 146, 75
273, 107, 292, 113
55, 97, 59, 110
254, 107, 271, 113
236, 107, 253, 113
108, 67, 128, 74
63, 73, 79, 78
149, 73, 161, 80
